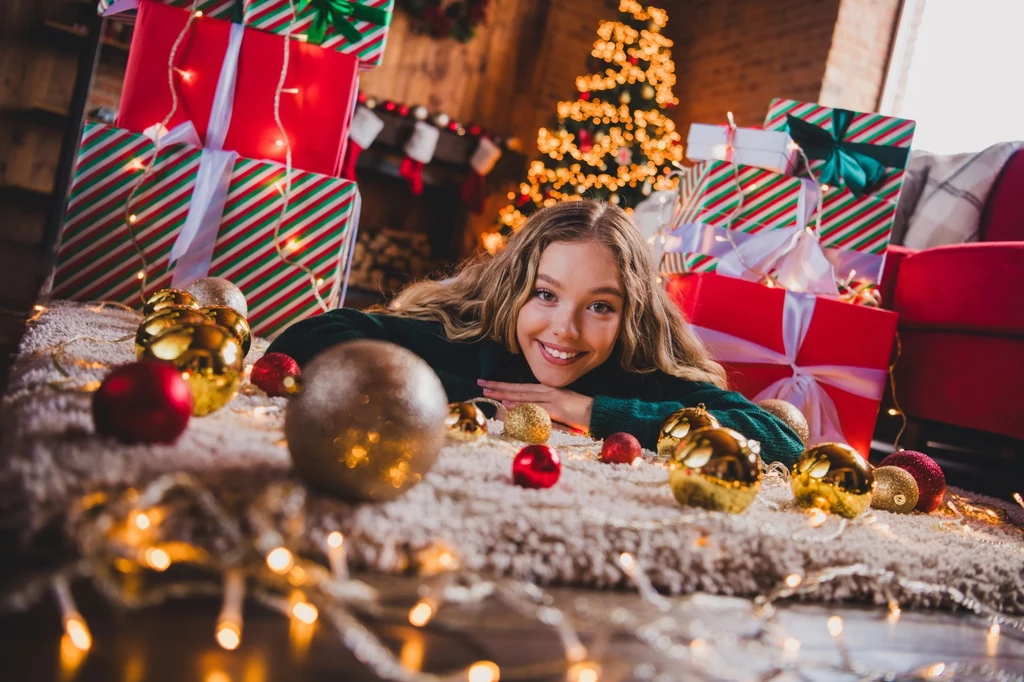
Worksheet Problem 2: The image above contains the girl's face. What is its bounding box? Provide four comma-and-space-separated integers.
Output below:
516, 240, 624, 387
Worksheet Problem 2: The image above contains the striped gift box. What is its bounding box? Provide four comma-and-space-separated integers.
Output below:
99, 0, 393, 69
661, 159, 805, 274
764, 98, 915, 269
51, 123, 360, 338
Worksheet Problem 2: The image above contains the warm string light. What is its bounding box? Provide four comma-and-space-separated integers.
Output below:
216, 569, 245, 651
52, 576, 92, 652
266, 546, 295, 575
326, 531, 349, 580
290, 591, 319, 625
617, 552, 670, 610
466, 660, 500, 682
408, 598, 437, 627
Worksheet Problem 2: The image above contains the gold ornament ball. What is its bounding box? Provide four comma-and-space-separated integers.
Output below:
642, 85, 656, 100
619, 91, 632, 105
657, 403, 720, 459
871, 465, 919, 514
134, 307, 213, 359
200, 305, 252, 358
446, 402, 488, 441
141, 323, 244, 416
503, 403, 552, 444
285, 340, 448, 502
142, 288, 201, 317
791, 442, 874, 518
186, 277, 248, 318
668, 427, 763, 513
757, 399, 810, 445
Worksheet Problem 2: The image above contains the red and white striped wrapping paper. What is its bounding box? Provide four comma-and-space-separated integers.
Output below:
50, 123, 359, 338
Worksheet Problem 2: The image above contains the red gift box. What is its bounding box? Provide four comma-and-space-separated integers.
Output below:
666, 273, 898, 456
117, 0, 359, 176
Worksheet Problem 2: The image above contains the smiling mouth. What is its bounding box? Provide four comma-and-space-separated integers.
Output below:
537, 340, 587, 365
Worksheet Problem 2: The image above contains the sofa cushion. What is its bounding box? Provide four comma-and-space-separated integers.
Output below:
895, 330, 1024, 441
980, 149, 1024, 242
893, 242, 1024, 335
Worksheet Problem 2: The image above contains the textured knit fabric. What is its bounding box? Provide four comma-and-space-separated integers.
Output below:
267, 309, 805, 464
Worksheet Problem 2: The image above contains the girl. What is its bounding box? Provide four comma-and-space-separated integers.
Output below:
267, 201, 803, 463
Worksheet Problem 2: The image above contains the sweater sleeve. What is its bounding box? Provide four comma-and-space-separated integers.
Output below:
589, 381, 804, 465
265, 308, 401, 367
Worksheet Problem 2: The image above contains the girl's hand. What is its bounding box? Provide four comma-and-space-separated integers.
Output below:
477, 379, 593, 433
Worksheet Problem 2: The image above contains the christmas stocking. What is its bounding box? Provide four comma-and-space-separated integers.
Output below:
341, 105, 385, 182
460, 136, 502, 214
400, 121, 440, 195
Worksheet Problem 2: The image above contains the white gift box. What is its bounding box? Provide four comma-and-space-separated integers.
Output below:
686, 123, 797, 174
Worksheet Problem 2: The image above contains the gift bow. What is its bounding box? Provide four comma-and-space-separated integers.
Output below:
691, 290, 887, 448
786, 109, 909, 198
298, 0, 391, 45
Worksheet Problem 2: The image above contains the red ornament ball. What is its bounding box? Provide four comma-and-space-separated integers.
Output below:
629, 56, 639, 65
93, 361, 192, 444
580, 92, 591, 101
513, 444, 561, 489
600, 432, 641, 465
398, 104, 410, 117
384, 101, 397, 111
879, 450, 946, 513
448, 120, 460, 131
251, 352, 301, 397
469, 125, 482, 136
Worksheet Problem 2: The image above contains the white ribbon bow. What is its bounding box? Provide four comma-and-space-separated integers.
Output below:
691, 290, 887, 446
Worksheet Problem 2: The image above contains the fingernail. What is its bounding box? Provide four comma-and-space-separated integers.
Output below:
476, 379, 486, 385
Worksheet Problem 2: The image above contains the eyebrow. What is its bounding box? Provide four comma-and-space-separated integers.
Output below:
536, 273, 624, 298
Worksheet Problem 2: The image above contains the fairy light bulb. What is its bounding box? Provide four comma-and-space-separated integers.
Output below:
266, 547, 294, 574
291, 600, 319, 625
467, 661, 500, 682
408, 599, 434, 627
144, 547, 171, 572
66, 618, 92, 651
216, 623, 241, 651
128, 214, 138, 224
826, 616, 843, 637
193, 10, 203, 17
52, 577, 91, 652
216, 569, 245, 650
785, 574, 802, 589
133, 511, 151, 530
570, 663, 600, 682
783, 638, 801, 655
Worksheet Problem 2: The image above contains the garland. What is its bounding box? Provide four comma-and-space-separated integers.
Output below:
399, 0, 488, 42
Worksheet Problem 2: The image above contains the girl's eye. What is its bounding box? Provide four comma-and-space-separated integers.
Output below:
590, 302, 615, 314
534, 289, 556, 302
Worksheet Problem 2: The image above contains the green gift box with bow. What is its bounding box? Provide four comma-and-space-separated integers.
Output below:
763, 99, 916, 283
99, 0, 393, 69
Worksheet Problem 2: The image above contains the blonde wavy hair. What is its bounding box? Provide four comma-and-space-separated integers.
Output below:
387, 200, 728, 387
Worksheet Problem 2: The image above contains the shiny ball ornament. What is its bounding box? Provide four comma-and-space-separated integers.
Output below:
285, 340, 447, 502
142, 288, 200, 317
791, 443, 874, 518
512, 445, 561, 489
871, 465, 920, 514
432, 112, 450, 128
445, 402, 488, 441
412, 105, 429, 121
668, 427, 763, 513
757, 399, 810, 445
141, 324, 244, 416
250, 352, 301, 397
502, 403, 552, 444
200, 305, 252, 358
600, 432, 641, 465
879, 450, 946, 513
93, 361, 192, 443
657, 403, 720, 459
186, 277, 248, 318
134, 307, 213, 358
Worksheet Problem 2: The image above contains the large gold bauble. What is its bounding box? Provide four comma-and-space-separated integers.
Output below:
757, 399, 810, 445
791, 443, 874, 518
200, 306, 252, 358
502, 403, 551, 444
871, 465, 919, 514
668, 427, 763, 513
134, 307, 213, 359
284, 340, 447, 502
142, 288, 201, 317
446, 402, 488, 441
186, 277, 248, 318
141, 324, 244, 416
657, 403, 720, 459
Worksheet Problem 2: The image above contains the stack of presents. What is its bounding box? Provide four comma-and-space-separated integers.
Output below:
658, 99, 916, 457
50, 0, 395, 337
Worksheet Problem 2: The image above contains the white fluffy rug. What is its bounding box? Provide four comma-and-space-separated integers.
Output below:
4, 302, 1024, 613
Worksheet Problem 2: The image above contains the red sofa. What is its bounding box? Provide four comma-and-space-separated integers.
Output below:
879, 150, 1024, 443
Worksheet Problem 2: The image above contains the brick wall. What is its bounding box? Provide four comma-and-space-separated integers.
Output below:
820, 0, 902, 111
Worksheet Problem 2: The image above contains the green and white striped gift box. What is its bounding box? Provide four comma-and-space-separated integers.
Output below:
764, 98, 916, 261
52, 123, 360, 338
99, 0, 393, 70
662, 159, 806, 274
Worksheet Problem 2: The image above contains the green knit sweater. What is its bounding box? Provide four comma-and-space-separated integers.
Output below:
266, 309, 804, 464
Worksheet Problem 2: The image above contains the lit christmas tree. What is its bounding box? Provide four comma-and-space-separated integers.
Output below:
487, 0, 684, 249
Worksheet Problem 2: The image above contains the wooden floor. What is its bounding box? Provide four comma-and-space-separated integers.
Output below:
2, 572, 1022, 682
